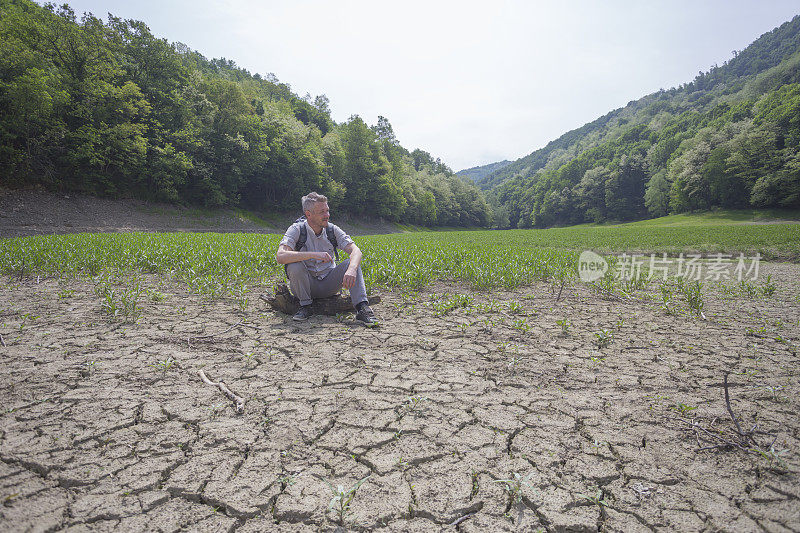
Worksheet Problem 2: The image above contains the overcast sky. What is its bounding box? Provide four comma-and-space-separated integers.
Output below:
56, 1, 799, 171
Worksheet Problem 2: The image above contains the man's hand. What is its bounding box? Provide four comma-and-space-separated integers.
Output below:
313, 252, 333, 263
342, 267, 357, 289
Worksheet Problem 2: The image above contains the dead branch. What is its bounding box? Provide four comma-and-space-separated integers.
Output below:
187, 321, 244, 347
671, 373, 777, 459
555, 278, 566, 302
0, 333, 5, 347
198, 369, 245, 414
448, 512, 476, 527
723, 373, 746, 443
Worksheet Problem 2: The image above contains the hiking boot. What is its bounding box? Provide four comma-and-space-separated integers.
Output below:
293, 305, 313, 322
355, 303, 378, 327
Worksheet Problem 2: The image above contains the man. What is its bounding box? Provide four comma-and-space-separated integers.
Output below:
276, 192, 378, 326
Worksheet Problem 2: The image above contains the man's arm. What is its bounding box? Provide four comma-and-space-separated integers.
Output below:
276, 244, 332, 265
341, 242, 362, 289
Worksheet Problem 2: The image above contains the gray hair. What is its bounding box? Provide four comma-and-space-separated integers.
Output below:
302, 192, 328, 212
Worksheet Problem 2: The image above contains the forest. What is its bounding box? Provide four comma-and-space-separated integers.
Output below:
485, 15, 800, 228
2, 0, 799, 230
0, 0, 492, 226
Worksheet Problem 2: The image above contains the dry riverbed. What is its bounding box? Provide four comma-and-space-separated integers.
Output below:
0, 264, 799, 532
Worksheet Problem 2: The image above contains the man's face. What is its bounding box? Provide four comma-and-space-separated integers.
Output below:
305, 201, 330, 227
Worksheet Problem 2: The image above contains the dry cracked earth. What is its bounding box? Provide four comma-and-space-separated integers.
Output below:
1, 264, 799, 532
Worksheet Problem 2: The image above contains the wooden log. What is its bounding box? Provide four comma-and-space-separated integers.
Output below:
263, 283, 381, 316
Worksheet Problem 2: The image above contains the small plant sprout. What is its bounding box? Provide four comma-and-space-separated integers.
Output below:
508, 300, 523, 314
58, 288, 75, 299
594, 329, 613, 348
556, 318, 571, 335
494, 472, 534, 504
674, 402, 697, 415
151, 357, 176, 373
682, 280, 705, 319
405, 395, 428, 413
208, 403, 226, 420
276, 473, 297, 487
80, 360, 98, 377
323, 475, 370, 525
761, 274, 776, 296
511, 318, 530, 333
578, 489, 608, 508
243, 351, 255, 366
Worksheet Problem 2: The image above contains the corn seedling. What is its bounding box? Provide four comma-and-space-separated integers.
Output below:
323, 475, 370, 525
276, 473, 297, 487
405, 395, 428, 413
577, 489, 608, 508
556, 318, 571, 335
673, 402, 697, 415
682, 280, 705, 318
494, 472, 534, 504
594, 329, 613, 348
151, 357, 176, 373
511, 318, 530, 333
508, 300, 523, 315
761, 274, 776, 296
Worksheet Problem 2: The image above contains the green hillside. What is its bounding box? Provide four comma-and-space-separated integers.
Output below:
0, 0, 490, 227
484, 15, 800, 229
456, 160, 511, 182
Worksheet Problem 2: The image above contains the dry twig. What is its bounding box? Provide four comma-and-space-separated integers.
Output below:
674, 373, 777, 456
198, 369, 245, 414
0, 333, 5, 347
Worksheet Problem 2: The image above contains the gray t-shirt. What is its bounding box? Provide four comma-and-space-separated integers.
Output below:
280, 220, 355, 279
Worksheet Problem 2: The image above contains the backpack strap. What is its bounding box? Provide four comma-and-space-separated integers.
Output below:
326, 225, 340, 261
294, 223, 308, 252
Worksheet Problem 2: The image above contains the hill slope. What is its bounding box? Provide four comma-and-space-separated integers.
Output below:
484, 15, 800, 228
0, 0, 491, 228
456, 160, 511, 182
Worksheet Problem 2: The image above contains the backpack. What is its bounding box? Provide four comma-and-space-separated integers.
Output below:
293, 215, 339, 261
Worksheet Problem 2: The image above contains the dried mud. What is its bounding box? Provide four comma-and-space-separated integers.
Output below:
1, 264, 799, 532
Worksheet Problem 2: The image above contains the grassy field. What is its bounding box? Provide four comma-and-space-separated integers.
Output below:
0, 221, 798, 295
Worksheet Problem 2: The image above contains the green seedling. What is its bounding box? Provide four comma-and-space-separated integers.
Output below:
405, 395, 428, 413
323, 475, 370, 525
673, 402, 697, 415
151, 357, 176, 373
208, 403, 226, 420
681, 280, 704, 318
276, 473, 297, 487
556, 318, 571, 334
761, 274, 776, 296
494, 472, 534, 504
149, 290, 168, 302
511, 318, 530, 333
508, 301, 523, 315
594, 329, 613, 348
578, 489, 608, 507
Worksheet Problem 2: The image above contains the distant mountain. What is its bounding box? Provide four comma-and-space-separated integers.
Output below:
457, 160, 511, 182
484, 15, 800, 228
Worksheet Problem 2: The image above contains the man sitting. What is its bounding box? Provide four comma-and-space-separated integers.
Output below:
275, 192, 378, 326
